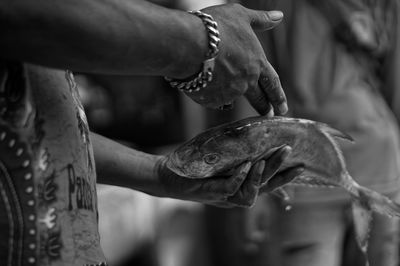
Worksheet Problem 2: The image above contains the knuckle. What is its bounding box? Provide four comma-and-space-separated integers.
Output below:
229, 80, 247, 96
218, 184, 235, 197
264, 12, 273, 22
250, 11, 267, 24
235, 192, 257, 207
260, 75, 269, 85
267, 75, 281, 91
247, 72, 259, 85
222, 187, 235, 197
226, 175, 246, 195
247, 81, 258, 95
260, 12, 271, 24
245, 63, 258, 74
253, 93, 267, 105
243, 196, 256, 207
276, 93, 286, 104
226, 184, 239, 196
230, 3, 244, 11
263, 76, 284, 101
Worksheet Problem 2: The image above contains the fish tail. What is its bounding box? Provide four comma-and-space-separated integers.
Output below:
354, 185, 400, 218
316, 122, 354, 142
351, 194, 372, 264
349, 183, 400, 266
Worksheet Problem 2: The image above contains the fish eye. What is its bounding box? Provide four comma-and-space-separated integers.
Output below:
203, 153, 221, 165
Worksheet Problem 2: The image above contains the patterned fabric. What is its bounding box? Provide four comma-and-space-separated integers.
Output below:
0, 61, 106, 265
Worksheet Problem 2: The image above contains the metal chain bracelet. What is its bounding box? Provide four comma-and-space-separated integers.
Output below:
164, 10, 221, 93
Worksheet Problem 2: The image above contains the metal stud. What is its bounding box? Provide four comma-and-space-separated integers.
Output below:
22, 160, 30, 167
24, 173, 32, 180
16, 148, 23, 156
8, 139, 15, 147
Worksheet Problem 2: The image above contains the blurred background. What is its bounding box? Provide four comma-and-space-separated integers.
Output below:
76, 0, 400, 266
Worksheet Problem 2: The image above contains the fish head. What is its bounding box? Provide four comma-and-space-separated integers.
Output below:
166, 130, 248, 179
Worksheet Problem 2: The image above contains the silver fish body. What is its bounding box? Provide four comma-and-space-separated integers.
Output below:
166, 116, 400, 261
167, 116, 350, 184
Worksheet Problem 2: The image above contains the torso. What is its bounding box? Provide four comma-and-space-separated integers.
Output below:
0, 61, 106, 266
272, 0, 400, 202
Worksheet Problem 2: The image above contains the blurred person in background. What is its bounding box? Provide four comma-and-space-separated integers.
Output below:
203, 1, 400, 266
243, 0, 400, 266
0, 1, 299, 265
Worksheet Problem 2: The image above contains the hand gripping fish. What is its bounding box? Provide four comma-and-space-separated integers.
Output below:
166, 116, 400, 263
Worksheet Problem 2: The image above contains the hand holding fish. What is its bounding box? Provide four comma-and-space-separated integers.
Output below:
183, 4, 287, 115
164, 115, 400, 262
156, 146, 301, 208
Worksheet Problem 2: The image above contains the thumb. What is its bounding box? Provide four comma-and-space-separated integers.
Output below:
247, 10, 284, 31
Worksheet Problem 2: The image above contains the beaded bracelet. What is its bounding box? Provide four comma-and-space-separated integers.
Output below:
165, 10, 221, 93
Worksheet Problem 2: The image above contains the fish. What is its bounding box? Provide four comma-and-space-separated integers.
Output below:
166, 116, 400, 264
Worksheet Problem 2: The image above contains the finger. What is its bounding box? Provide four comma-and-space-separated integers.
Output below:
261, 145, 292, 184
271, 187, 291, 202
245, 85, 272, 115
224, 161, 252, 196
260, 166, 304, 193
228, 161, 264, 207
206, 161, 252, 198
245, 9, 284, 31
265, 107, 274, 118
259, 62, 288, 115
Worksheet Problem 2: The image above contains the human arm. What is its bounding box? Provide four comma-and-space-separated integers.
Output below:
0, 1, 287, 114
0, 0, 206, 77
91, 132, 301, 207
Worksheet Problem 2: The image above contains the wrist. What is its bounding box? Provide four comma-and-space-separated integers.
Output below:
165, 10, 220, 92
150, 155, 173, 198
165, 11, 209, 79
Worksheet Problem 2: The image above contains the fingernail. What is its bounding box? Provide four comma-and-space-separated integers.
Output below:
257, 161, 265, 175
268, 11, 284, 21
281, 145, 292, 157
266, 106, 274, 118
278, 102, 288, 115
296, 167, 305, 174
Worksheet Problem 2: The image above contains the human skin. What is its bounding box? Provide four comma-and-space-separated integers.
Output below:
0, 64, 300, 266
0, 0, 287, 114
0, 0, 296, 206
92, 133, 303, 207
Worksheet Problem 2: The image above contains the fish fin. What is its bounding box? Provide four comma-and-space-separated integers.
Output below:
291, 175, 337, 188
316, 122, 354, 142
263, 168, 299, 192
351, 195, 372, 266
356, 185, 400, 218
271, 188, 292, 211
350, 182, 400, 266
272, 187, 290, 201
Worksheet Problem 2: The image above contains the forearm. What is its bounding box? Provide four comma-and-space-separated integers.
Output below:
91, 132, 166, 196
0, 0, 207, 78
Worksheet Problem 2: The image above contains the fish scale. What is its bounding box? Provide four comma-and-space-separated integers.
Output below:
166, 116, 400, 265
